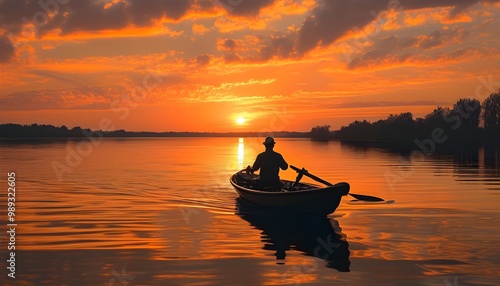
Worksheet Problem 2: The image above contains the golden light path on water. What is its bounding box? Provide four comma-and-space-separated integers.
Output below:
238, 137, 244, 170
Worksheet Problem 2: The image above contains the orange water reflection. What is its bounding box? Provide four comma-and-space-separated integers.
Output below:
1, 138, 499, 285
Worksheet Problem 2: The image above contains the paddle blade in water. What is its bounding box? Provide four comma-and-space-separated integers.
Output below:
349, 193, 385, 202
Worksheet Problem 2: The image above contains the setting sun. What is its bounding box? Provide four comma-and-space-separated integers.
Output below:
236, 117, 245, 125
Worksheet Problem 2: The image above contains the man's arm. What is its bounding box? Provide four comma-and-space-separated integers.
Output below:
280, 154, 288, 170
251, 154, 262, 172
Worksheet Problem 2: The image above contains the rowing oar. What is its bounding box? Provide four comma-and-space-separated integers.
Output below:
290, 165, 385, 202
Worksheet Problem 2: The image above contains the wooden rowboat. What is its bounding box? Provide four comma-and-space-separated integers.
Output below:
230, 170, 350, 216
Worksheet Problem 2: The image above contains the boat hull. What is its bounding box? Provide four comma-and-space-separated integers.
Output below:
230, 173, 349, 216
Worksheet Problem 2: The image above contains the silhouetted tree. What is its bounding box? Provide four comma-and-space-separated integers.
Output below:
445, 98, 481, 140
453, 98, 481, 129
69, 126, 83, 137
482, 91, 500, 132
384, 112, 415, 140
310, 125, 332, 140
334, 120, 372, 140
423, 107, 450, 127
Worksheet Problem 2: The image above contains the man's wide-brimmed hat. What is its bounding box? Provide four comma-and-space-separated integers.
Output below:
263, 136, 275, 146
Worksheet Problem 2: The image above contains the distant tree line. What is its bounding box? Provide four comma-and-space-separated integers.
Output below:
0, 123, 309, 139
0, 124, 88, 138
310, 91, 500, 142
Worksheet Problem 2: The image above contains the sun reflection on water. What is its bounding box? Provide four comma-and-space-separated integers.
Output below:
237, 137, 244, 169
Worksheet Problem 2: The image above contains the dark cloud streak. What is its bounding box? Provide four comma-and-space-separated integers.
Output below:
196, 54, 210, 66
30, 69, 91, 89
216, 0, 276, 16
323, 100, 450, 110
347, 26, 473, 69
0, 36, 15, 62
0, 86, 123, 111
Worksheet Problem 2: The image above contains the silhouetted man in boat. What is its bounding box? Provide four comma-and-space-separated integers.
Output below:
246, 137, 288, 191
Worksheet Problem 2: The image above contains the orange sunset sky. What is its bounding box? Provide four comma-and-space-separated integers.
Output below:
1, 0, 499, 132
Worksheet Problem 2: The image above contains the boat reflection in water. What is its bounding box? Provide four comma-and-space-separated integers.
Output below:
235, 197, 350, 272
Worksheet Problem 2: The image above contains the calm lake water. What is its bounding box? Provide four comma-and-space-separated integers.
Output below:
1, 137, 499, 285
